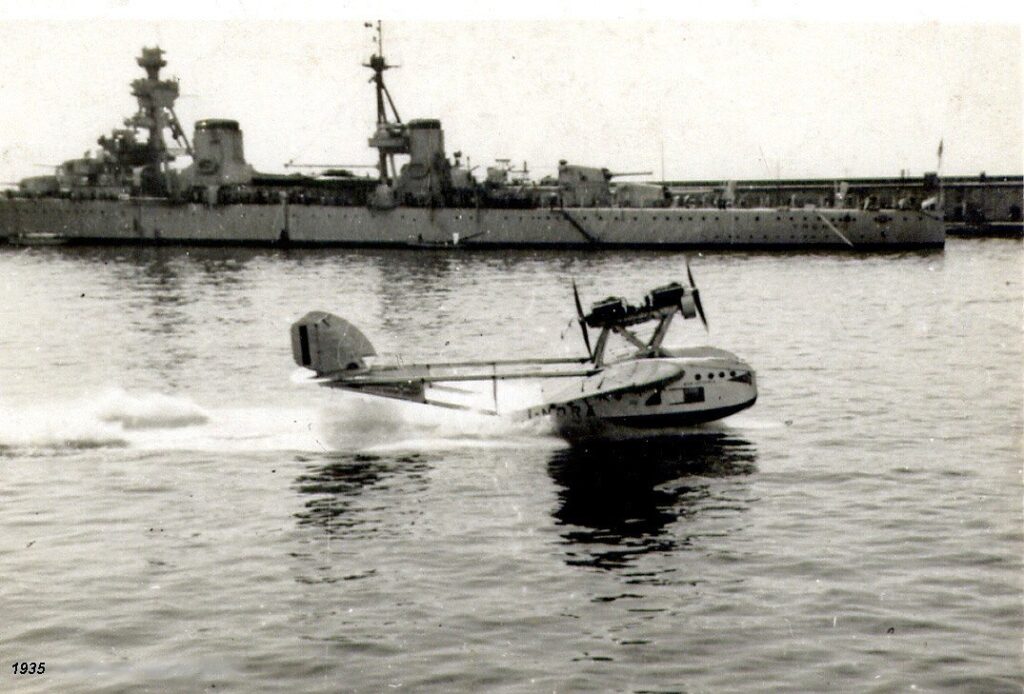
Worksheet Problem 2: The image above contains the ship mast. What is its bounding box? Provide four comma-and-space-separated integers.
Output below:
364, 21, 404, 184
129, 48, 192, 191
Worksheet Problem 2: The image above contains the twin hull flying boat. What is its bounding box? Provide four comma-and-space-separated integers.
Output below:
290, 267, 757, 441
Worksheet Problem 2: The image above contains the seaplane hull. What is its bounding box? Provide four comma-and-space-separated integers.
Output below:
525, 353, 757, 440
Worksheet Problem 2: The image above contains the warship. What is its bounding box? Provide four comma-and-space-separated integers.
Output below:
0, 24, 944, 249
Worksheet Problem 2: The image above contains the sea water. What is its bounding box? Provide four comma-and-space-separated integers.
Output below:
0, 239, 1020, 691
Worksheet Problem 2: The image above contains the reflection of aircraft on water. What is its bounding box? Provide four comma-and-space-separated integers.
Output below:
549, 434, 757, 569
289, 263, 757, 442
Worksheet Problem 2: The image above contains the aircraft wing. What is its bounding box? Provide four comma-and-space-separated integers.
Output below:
299, 357, 597, 414
537, 359, 687, 409
313, 357, 593, 385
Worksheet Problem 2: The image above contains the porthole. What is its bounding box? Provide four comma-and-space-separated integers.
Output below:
730, 371, 736, 377
708, 373, 714, 380
719, 372, 725, 378
695, 374, 701, 381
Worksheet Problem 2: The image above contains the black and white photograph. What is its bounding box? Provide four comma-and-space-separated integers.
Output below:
1, 1, 1021, 691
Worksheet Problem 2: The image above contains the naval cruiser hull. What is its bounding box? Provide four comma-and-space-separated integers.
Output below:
0, 198, 944, 249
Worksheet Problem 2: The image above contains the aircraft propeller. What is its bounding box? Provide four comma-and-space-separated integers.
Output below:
572, 280, 593, 360
685, 258, 709, 332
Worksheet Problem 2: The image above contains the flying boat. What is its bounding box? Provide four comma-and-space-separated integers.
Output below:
290, 264, 757, 441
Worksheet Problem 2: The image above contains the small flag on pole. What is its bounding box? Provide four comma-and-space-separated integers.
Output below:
937, 139, 944, 159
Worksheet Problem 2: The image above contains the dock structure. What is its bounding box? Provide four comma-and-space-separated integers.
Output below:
661, 174, 1023, 236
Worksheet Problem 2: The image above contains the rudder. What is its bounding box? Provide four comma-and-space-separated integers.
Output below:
291, 311, 377, 375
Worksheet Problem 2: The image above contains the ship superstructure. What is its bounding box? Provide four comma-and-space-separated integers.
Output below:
0, 26, 945, 249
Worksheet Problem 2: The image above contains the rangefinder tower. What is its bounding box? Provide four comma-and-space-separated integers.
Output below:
96, 47, 192, 196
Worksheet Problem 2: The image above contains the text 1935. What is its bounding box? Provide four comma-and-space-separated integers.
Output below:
12, 662, 45, 675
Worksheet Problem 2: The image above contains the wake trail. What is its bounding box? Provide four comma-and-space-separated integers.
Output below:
0, 387, 564, 455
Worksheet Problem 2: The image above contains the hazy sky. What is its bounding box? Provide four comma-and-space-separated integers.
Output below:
0, 3, 1020, 184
